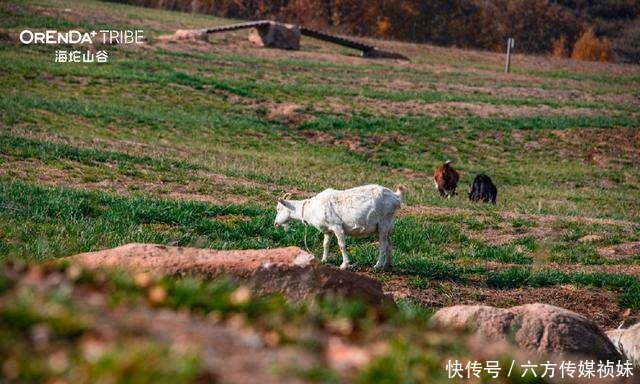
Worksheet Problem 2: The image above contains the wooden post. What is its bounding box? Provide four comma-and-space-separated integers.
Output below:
505, 37, 515, 73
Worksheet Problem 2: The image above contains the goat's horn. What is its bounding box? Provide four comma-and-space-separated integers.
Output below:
281, 192, 292, 200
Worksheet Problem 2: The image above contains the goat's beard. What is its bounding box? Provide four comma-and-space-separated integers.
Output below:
282, 223, 290, 232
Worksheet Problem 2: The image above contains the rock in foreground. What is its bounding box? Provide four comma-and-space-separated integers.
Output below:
69, 243, 394, 308
607, 322, 640, 366
431, 303, 621, 361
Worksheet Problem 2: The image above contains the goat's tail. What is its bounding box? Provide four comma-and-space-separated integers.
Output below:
394, 184, 405, 202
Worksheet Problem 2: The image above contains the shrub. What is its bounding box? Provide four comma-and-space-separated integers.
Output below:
376, 16, 392, 37
571, 28, 614, 62
552, 35, 568, 57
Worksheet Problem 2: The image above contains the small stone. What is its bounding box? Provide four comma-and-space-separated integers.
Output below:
262, 331, 281, 347
65, 265, 82, 281
326, 318, 354, 336
326, 337, 371, 371
578, 234, 602, 243
29, 324, 53, 352
47, 350, 69, 373
230, 286, 251, 306
171, 29, 208, 42
148, 285, 166, 305
80, 335, 107, 362
134, 272, 152, 289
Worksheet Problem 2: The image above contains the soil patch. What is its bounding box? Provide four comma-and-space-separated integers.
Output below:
439, 83, 639, 106
598, 241, 640, 261
376, 276, 638, 330
266, 102, 312, 127
466, 223, 562, 246
297, 129, 412, 154
314, 97, 619, 118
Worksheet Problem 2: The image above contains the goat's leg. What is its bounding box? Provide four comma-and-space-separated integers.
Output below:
375, 226, 393, 270
374, 231, 386, 270
321, 232, 332, 263
333, 228, 350, 270
383, 234, 393, 269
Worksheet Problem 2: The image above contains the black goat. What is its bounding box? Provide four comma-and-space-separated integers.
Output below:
469, 174, 497, 204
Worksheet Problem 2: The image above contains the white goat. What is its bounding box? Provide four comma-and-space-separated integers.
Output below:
274, 184, 404, 270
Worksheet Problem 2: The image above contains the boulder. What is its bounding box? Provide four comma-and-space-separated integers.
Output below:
431, 303, 621, 361
170, 29, 208, 42
69, 243, 394, 309
248, 23, 300, 50
607, 323, 640, 366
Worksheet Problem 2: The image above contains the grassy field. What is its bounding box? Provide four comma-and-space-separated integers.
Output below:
1, 0, 640, 381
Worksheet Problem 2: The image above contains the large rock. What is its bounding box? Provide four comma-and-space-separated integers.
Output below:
169, 29, 208, 42
248, 23, 300, 50
69, 243, 394, 308
431, 303, 621, 361
607, 323, 640, 366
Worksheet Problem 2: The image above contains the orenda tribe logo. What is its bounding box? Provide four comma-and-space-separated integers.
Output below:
19, 30, 145, 45
19, 29, 145, 63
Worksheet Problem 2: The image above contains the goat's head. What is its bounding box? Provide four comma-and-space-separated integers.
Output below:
274, 193, 293, 230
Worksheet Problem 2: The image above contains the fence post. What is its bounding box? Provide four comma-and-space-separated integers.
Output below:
505, 37, 514, 73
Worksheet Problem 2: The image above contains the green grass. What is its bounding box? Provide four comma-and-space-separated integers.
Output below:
0, 134, 200, 172
549, 243, 604, 265
511, 218, 536, 230
1, 0, 640, 380
1, 33, 638, 218
0, 0, 638, 288
465, 243, 531, 264
0, 181, 274, 260
2, 180, 638, 310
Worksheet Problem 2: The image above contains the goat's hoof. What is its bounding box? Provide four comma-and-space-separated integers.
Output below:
339, 263, 349, 270
321, 258, 328, 263
374, 263, 391, 271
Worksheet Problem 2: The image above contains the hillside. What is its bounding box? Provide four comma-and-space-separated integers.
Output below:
1, 0, 640, 382
107, 0, 640, 62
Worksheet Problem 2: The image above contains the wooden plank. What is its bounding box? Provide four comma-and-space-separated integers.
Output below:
204, 20, 272, 34
203, 20, 409, 60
